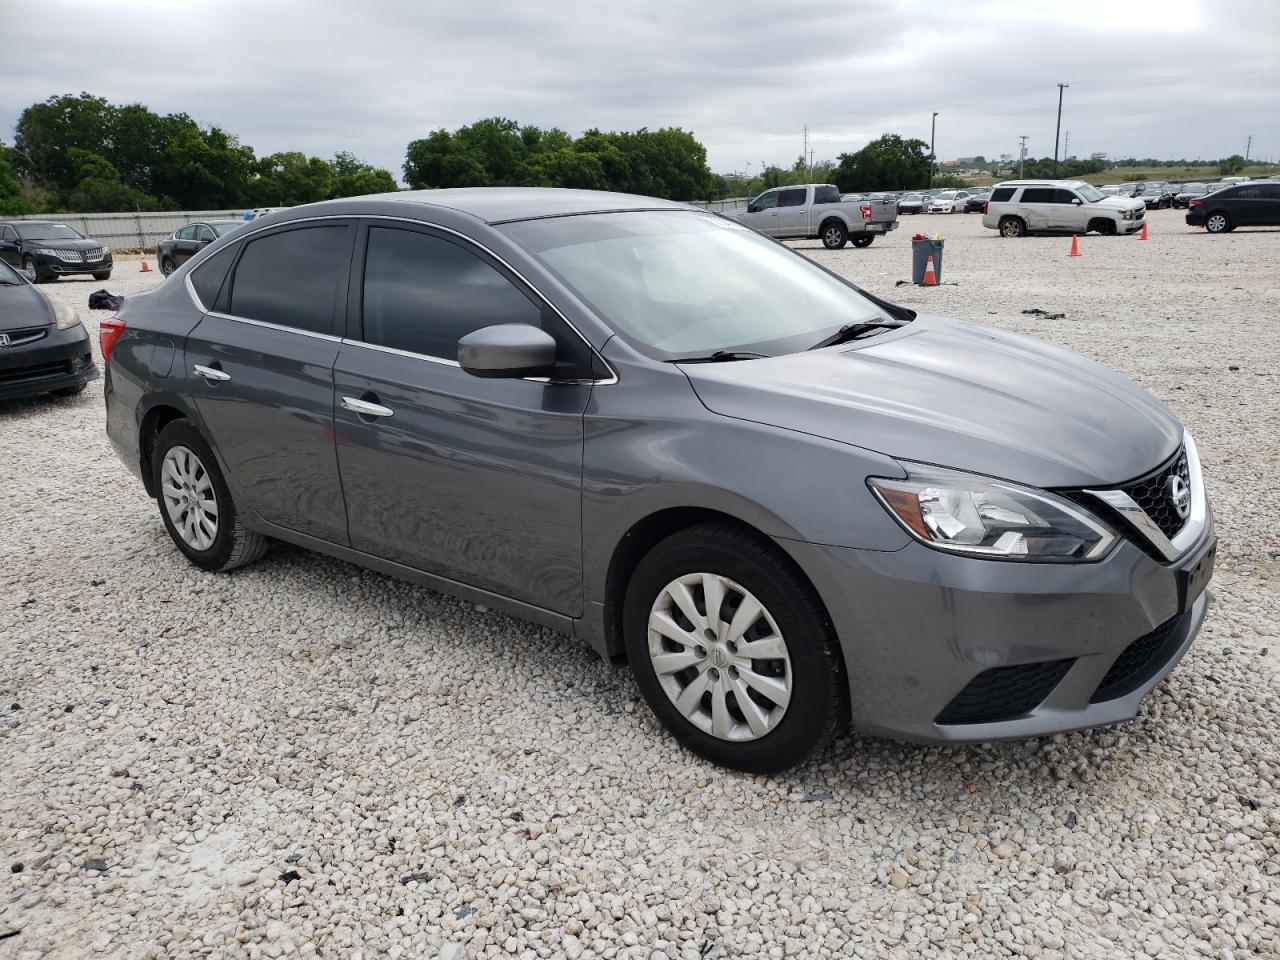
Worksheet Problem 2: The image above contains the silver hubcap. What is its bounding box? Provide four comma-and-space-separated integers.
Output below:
647, 573, 792, 742
161, 446, 219, 551
825, 227, 841, 245
1208, 215, 1226, 231
1003, 221, 1020, 236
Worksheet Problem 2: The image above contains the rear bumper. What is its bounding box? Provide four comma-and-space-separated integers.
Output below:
1185, 211, 1207, 226
0, 323, 98, 400
777, 512, 1215, 744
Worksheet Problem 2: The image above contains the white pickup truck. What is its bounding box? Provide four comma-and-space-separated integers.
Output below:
726, 183, 899, 249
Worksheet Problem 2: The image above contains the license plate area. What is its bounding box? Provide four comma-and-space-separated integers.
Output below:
1177, 540, 1215, 613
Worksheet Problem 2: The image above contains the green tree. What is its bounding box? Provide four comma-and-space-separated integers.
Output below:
0, 141, 31, 215
252, 152, 335, 206
1218, 154, 1246, 175
13, 93, 115, 196
833, 135, 932, 192
66, 148, 157, 211
330, 151, 398, 198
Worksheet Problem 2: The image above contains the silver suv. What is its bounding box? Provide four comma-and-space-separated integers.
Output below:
982, 179, 1146, 237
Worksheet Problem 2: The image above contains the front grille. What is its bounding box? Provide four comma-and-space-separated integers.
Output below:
1119, 448, 1190, 539
83, 249, 105, 263
0, 326, 48, 347
936, 658, 1075, 725
1090, 614, 1186, 703
0, 359, 72, 384
47, 248, 83, 262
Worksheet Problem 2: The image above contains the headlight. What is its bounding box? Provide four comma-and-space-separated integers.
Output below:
868, 465, 1116, 562
49, 297, 82, 331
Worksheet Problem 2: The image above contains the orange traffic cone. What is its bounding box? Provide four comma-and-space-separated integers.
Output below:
140, 260, 151, 272
922, 254, 937, 286
1069, 234, 1080, 257
1139, 222, 1149, 240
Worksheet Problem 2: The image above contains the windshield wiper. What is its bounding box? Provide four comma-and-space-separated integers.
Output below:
808, 321, 906, 350
670, 350, 770, 363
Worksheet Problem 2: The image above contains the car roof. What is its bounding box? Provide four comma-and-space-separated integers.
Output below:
995, 180, 1088, 188
1, 219, 65, 226
336, 187, 691, 224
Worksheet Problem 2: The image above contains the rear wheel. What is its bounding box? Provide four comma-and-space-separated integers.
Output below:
1205, 212, 1230, 234
999, 216, 1026, 238
160, 258, 176, 277
623, 523, 848, 774
151, 420, 268, 572
820, 220, 848, 250
851, 234, 874, 248
52, 383, 87, 397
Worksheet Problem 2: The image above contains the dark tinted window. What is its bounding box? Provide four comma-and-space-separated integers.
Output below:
229, 226, 349, 334
777, 188, 806, 208
362, 227, 542, 361
1233, 186, 1261, 199
1259, 184, 1280, 200
812, 185, 841, 204
1052, 189, 1078, 204
1021, 188, 1055, 203
189, 243, 238, 311
990, 187, 1015, 202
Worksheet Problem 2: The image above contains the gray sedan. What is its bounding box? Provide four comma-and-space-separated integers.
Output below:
102, 188, 1214, 772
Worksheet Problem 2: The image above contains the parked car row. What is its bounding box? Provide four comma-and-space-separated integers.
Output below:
0, 257, 98, 400
0, 220, 113, 282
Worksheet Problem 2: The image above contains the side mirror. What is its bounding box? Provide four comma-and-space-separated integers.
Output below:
458, 324, 557, 379
1071, 198, 1082, 205
746, 204, 759, 213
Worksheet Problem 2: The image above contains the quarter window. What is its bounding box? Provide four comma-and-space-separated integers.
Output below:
361, 227, 543, 361
195, 225, 215, 243
189, 243, 239, 311
228, 226, 349, 335
777, 188, 806, 208
812, 185, 841, 204
989, 187, 1015, 202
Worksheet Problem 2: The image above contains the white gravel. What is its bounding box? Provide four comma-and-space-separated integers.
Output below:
2, 211, 1278, 959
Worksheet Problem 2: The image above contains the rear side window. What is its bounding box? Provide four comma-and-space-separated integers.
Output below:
1234, 186, 1261, 199
1020, 188, 1054, 203
189, 243, 238, 311
228, 226, 349, 335
1260, 184, 1280, 200
777, 188, 806, 207
361, 226, 542, 361
989, 187, 1015, 202
812, 185, 840, 204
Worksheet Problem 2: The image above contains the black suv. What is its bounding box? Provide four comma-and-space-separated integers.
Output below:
1185, 182, 1280, 233
0, 220, 113, 283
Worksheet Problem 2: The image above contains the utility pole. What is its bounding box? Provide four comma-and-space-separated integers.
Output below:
1053, 82, 1069, 177
1063, 130, 1070, 161
1018, 135, 1028, 178
803, 125, 809, 178
930, 112, 938, 188
1245, 135, 1252, 162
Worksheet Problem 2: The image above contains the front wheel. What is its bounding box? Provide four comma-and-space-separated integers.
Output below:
52, 383, 87, 397
22, 256, 45, 283
1205, 212, 1230, 234
851, 234, 874, 248
999, 216, 1026, 238
623, 523, 848, 774
151, 420, 268, 572
820, 221, 848, 250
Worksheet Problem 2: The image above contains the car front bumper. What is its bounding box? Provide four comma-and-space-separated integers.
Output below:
30, 250, 114, 276
778, 511, 1215, 744
0, 322, 99, 400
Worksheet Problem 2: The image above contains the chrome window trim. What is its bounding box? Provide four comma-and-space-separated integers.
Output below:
180, 212, 617, 385
202, 310, 344, 343
1085, 431, 1208, 563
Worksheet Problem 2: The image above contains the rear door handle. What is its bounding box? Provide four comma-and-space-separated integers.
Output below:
193, 364, 230, 382
341, 396, 394, 418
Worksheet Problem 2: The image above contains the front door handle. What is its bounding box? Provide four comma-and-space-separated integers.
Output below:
193, 364, 230, 382
341, 396, 394, 418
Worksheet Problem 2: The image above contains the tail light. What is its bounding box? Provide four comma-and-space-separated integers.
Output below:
860, 203, 871, 220
983, 201, 989, 214
1188, 199, 1201, 208
99, 318, 126, 361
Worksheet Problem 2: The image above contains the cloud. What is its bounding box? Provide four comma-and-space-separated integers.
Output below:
2, 0, 1277, 180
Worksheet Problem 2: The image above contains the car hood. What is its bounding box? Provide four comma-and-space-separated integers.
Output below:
0, 281, 52, 330
681, 316, 1183, 488
1093, 196, 1144, 211
24, 237, 103, 251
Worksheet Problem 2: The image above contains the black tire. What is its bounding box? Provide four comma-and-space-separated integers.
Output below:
999, 216, 1026, 238
22, 256, 46, 283
623, 523, 848, 774
160, 258, 176, 277
820, 220, 848, 250
1205, 211, 1230, 234
93, 271, 111, 281
851, 235, 874, 248
1089, 219, 1117, 236
151, 419, 268, 572
52, 383, 88, 398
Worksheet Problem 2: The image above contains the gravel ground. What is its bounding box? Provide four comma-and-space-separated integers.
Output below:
2, 209, 1277, 959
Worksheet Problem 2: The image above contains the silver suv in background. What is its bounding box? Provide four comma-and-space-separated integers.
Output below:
982, 180, 1146, 237
728, 184, 898, 249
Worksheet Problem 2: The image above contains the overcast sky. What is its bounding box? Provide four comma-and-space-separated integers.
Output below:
3, 0, 1277, 181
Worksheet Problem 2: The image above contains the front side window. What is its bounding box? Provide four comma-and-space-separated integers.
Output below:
502, 211, 896, 360
751, 191, 779, 211
228, 226, 349, 334
176, 225, 197, 241
361, 227, 543, 361
1051, 190, 1079, 204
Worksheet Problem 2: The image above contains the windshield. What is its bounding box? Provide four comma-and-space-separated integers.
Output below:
1182, 183, 1206, 193
16, 223, 83, 241
0, 259, 22, 284
211, 221, 243, 236
501, 211, 895, 359
1076, 184, 1105, 202
903, 194, 922, 201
